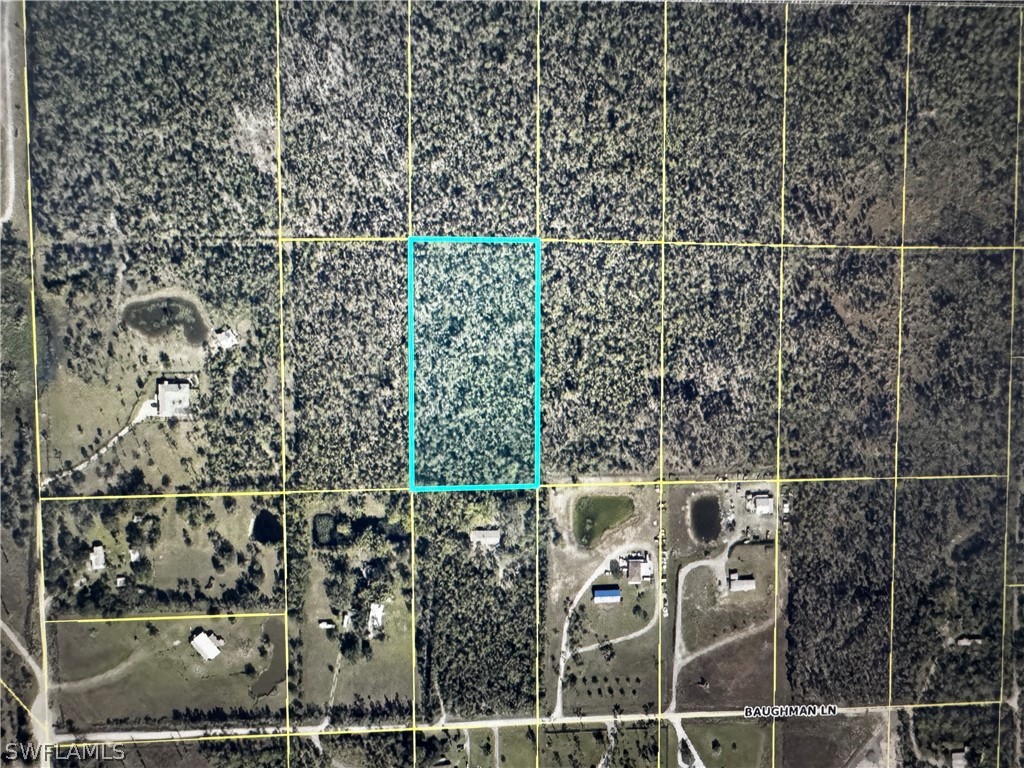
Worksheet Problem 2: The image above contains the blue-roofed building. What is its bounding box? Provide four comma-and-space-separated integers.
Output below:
592, 584, 622, 604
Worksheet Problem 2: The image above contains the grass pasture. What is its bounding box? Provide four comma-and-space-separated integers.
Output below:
51, 616, 286, 732
777, 713, 885, 768
542, 722, 659, 768
573, 495, 634, 548
676, 624, 773, 711
683, 542, 774, 652
682, 720, 771, 768
44, 495, 283, 618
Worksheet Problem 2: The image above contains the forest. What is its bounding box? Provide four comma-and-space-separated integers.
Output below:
542, 243, 659, 479
783, 481, 892, 705
413, 240, 536, 488
891, 480, 1003, 704
285, 242, 407, 491
415, 491, 537, 720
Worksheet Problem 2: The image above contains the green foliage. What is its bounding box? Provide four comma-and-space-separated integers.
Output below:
543, 243, 659, 477
904, 7, 1018, 247
663, 246, 777, 478
414, 241, 536, 487
27, 1, 276, 241
784, 5, 906, 245
281, 0, 406, 238
541, 2, 662, 241
892, 480, 1003, 704
781, 250, 899, 478
898, 252, 1012, 476
573, 496, 633, 548
784, 482, 892, 705
416, 492, 536, 719
666, 4, 783, 242
286, 242, 406, 490
411, 1, 534, 237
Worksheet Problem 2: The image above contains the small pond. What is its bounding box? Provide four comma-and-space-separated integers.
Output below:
690, 494, 722, 543
251, 617, 286, 699
122, 296, 209, 346
251, 508, 283, 545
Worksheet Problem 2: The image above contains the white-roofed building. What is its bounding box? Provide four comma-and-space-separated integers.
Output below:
469, 529, 502, 547
368, 603, 385, 635
89, 544, 106, 571
156, 379, 191, 418
190, 629, 225, 661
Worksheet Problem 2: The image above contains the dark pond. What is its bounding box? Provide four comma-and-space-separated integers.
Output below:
690, 494, 722, 543
121, 296, 209, 346
251, 617, 286, 699
251, 508, 283, 545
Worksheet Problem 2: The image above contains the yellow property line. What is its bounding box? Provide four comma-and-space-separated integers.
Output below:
771, 6, 790, 731
51, 697, 1007, 751
21, 0, 53, 744
996, 12, 1023, 767
45, 611, 285, 625
408, 490, 418, 766
536, 4, 544, 765
656, 2, 669, 759
0, 677, 47, 732
282, 236, 407, 244
535, 0, 542, 245
272, 234, 1022, 250
406, 0, 413, 239
886, 11, 913, 766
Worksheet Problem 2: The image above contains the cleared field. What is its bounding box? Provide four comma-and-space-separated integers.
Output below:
561, 623, 658, 718
51, 616, 286, 732
777, 713, 885, 768
676, 624, 773, 712
682, 720, 771, 768
573, 495, 634, 549
44, 495, 283, 619
542, 721, 659, 768
682, 543, 773, 653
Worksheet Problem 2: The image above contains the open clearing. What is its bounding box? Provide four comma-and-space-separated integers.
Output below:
51, 616, 286, 732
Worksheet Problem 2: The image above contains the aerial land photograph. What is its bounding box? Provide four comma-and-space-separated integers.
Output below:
1, 0, 1023, 766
